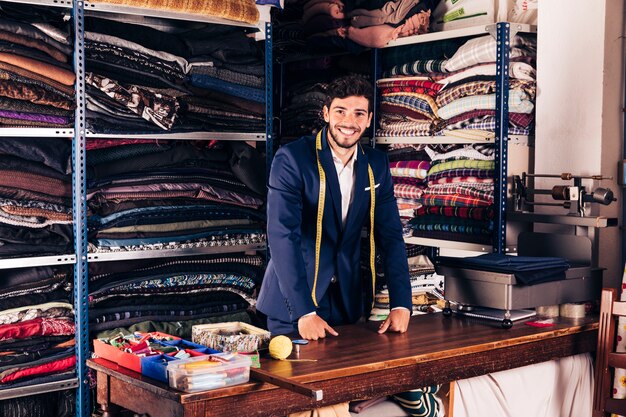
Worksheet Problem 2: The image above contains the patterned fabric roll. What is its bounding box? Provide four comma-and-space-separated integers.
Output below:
87, 0, 260, 24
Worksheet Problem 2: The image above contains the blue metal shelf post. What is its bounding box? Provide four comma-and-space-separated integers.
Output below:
493, 22, 511, 254
72, 1, 89, 416
265, 21, 274, 182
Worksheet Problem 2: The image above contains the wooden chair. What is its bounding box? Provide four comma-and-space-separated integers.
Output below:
593, 288, 626, 417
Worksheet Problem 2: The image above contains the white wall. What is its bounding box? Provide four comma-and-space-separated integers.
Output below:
535, 0, 624, 287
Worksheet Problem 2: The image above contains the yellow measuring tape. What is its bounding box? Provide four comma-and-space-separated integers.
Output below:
312, 130, 376, 307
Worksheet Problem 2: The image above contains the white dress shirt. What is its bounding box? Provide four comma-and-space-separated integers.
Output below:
330, 146, 358, 228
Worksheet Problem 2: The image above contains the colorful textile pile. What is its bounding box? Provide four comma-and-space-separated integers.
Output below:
88, 254, 265, 334
84, 15, 266, 133
0, 266, 75, 389
0, 4, 75, 128
0, 138, 73, 257
86, 139, 266, 252
369, 245, 444, 321
377, 34, 537, 139
408, 144, 495, 244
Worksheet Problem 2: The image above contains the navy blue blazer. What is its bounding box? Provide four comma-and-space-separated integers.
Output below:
257, 128, 412, 325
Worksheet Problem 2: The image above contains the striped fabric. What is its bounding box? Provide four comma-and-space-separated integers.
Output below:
377, 78, 444, 92
381, 95, 438, 116
425, 144, 494, 162
437, 90, 534, 120
440, 109, 535, 129
376, 128, 432, 137
394, 183, 425, 200
436, 79, 536, 107
384, 59, 448, 77
415, 205, 495, 220
428, 168, 494, 182
380, 102, 434, 121
428, 176, 493, 186
420, 193, 492, 207
390, 160, 430, 179
409, 219, 493, 235
428, 159, 495, 176
379, 118, 432, 132
445, 35, 536, 72
393, 176, 426, 186
425, 184, 494, 202
440, 117, 531, 135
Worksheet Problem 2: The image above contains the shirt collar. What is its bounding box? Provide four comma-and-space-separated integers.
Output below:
329, 145, 358, 170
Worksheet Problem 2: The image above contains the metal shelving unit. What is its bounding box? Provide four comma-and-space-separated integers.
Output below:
0, 1, 274, 415
375, 22, 537, 254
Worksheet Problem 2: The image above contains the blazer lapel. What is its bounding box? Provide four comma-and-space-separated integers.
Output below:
344, 147, 369, 234
317, 129, 342, 228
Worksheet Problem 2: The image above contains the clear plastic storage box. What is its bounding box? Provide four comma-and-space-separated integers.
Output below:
167, 353, 251, 392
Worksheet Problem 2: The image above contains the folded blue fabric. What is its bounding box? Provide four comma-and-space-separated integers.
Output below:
438, 253, 569, 285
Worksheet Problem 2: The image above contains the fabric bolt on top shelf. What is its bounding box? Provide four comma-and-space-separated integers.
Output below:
86, 0, 260, 24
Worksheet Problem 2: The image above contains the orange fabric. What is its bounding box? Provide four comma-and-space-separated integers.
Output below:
88, 0, 260, 24
0, 53, 75, 86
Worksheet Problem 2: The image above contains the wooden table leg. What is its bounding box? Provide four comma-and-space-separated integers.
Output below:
97, 371, 123, 417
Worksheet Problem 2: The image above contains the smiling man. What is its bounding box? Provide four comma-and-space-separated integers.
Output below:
257, 74, 412, 340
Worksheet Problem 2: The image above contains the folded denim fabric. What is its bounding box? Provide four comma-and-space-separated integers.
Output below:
437, 253, 569, 285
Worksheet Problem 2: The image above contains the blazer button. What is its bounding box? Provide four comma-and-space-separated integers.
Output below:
330, 276, 337, 284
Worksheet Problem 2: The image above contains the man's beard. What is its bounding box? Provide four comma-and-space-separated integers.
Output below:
328, 124, 363, 149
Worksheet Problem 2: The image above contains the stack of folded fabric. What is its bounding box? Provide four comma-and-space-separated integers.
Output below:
279, 54, 370, 141
0, 4, 75, 128
276, 0, 439, 57
344, 0, 438, 48
86, 139, 266, 253
88, 254, 265, 335
0, 138, 73, 258
83, 15, 266, 134
378, 34, 537, 140
369, 245, 444, 321
409, 144, 495, 244
87, 0, 261, 25
0, 266, 75, 390
387, 144, 430, 233
377, 77, 443, 137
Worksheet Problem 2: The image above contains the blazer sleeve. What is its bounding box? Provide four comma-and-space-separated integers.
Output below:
373, 154, 413, 310
266, 147, 317, 319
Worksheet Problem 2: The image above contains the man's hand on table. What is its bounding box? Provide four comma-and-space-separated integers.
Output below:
378, 308, 410, 334
298, 314, 339, 340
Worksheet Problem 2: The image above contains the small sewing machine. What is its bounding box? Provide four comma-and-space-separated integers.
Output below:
438, 172, 617, 328
512, 172, 616, 216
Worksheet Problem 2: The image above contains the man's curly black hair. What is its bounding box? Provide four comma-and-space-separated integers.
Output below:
324, 74, 373, 112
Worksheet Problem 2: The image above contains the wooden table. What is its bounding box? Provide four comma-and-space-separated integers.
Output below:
88, 313, 598, 417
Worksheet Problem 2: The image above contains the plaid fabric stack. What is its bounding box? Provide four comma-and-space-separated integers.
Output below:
377, 33, 537, 140
408, 144, 496, 244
